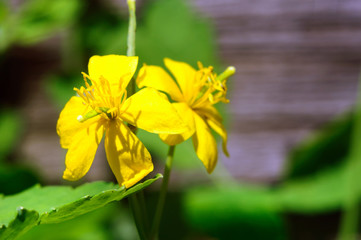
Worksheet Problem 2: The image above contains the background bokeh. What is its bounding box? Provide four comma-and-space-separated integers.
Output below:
1, 0, 361, 239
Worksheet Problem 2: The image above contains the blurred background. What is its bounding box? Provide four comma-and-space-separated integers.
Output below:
1, 0, 361, 239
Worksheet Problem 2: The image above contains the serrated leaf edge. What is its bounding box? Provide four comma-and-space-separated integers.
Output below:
0, 174, 162, 239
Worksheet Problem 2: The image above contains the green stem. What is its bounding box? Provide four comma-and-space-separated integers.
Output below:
126, 0, 136, 99
151, 146, 176, 240
129, 194, 148, 240
139, 189, 150, 235
127, 0, 136, 57
125, 2, 148, 240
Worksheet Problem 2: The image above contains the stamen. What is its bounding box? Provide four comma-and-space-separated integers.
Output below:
216, 66, 235, 82
74, 72, 127, 122
191, 65, 235, 107
76, 107, 110, 122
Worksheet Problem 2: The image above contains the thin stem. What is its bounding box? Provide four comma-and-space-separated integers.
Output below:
127, 0, 136, 57
129, 194, 148, 240
139, 189, 150, 235
126, 0, 136, 101
151, 145, 176, 240
125, 1, 148, 239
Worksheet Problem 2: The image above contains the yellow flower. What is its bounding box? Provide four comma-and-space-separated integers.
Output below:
137, 58, 235, 173
57, 55, 187, 188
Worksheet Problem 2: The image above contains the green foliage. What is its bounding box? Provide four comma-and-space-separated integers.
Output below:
0, 0, 81, 52
18, 208, 110, 240
45, 74, 84, 108
285, 113, 351, 179
17, 203, 137, 240
137, 129, 203, 170
0, 1, 11, 51
337, 77, 361, 239
136, 0, 218, 68
278, 163, 349, 213
15, 0, 81, 45
0, 175, 162, 240
0, 166, 39, 195
184, 185, 285, 240
182, 107, 359, 238
0, 109, 40, 195
0, 110, 23, 161
183, 163, 350, 239
87, 0, 218, 68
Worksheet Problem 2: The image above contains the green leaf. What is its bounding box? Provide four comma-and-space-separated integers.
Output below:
183, 184, 285, 240
285, 113, 351, 179
17, 203, 138, 240
337, 74, 361, 238
0, 174, 162, 240
18, 204, 113, 240
278, 163, 349, 213
0, 209, 38, 240
183, 161, 359, 239
0, 166, 39, 195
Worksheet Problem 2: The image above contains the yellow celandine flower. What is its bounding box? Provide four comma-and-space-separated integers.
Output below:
137, 58, 235, 173
57, 55, 187, 188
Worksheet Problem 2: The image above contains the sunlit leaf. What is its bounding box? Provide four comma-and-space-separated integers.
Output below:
0, 174, 162, 240
17, 203, 130, 240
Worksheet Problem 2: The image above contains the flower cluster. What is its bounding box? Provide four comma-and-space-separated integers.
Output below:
57, 55, 234, 187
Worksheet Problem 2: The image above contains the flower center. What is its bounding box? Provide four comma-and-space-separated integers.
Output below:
74, 73, 127, 122
191, 64, 235, 108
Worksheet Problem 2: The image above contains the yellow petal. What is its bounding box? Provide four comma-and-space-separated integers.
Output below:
206, 118, 229, 157
194, 104, 222, 123
195, 104, 229, 156
57, 96, 102, 148
88, 55, 138, 89
192, 113, 218, 173
159, 102, 196, 145
164, 58, 196, 101
63, 119, 105, 181
120, 87, 188, 134
104, 119, 153, 188
136, 64, 184, 102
